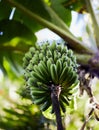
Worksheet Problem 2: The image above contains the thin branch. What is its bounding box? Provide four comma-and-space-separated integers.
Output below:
5, 0, 96, 54
80, 108, 94, 130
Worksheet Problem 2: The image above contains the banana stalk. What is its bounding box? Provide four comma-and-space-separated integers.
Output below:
51, 84, 64, 130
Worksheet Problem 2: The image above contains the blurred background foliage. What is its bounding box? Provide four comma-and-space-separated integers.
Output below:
0, 0, 99, 129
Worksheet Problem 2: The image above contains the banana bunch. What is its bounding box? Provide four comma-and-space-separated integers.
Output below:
23, 41, 78, 113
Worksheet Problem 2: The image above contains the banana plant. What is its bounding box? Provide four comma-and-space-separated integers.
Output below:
23, 41, 78, 130
0, 0, 99, 75
0, 0, 99, 129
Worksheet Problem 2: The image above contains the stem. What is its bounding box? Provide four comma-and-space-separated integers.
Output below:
51, 85, 64, 130
80, 108, 94, 130
43, 2, 73, 35
75, 53, 92, 65
85, 0, 99, 46
5, 0, 95, 54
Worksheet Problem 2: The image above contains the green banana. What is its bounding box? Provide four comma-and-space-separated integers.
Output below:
37, 82, 48, 91
33, 54, 39, 62
67, 50, 73, 57
31, 71, 48, 84
50, 107, 54, 114
33, 64, 45, 78
59, 66, 70, 84
23, 57, 28, 64
23, 61, 29, 69
62, 84, 73, 93
27, 63, 33, 71
23, 57, 30, 69
36, 45, 41, 50
62, 69, 76, 88
53, 50, 58, 63
32, 65, 48, 82
57, 44, 62, 52
47, 58, 53, 73
31, 89, 47, 96
61, 46, 68, 54
39, 53, 43, 60
69, 80, 79, 89
50, 41, 56, 51
31, 94, 43, 100
41, 44, 47, 50
30, 93, 37, 100
47, 50, 52, 58
60, 94, 69, 106
33, 96, 48, 105
71, 56, 76, 64
62, 88, 72, 96
65, 73, 78, 88
50, 64, 58, 84
57, 52, 61, 59
33, 65, 40, 73
41, 49, 46, 55
29, 47, 35, 54
43, 57, 46, 62
33, 63, 50, 84
67, 58, 72, 66
59, 99, 66, 113
56, 59, 63, 77
24, 73, 30, 80
28, 77, 36, 86
38, 61, 50, 79
33, 63, 48, 78
25, 52, 32, 61
40, 100, 51, 111
61, 54, 66, 62
31, 56, 38, 65
35, 50, 39, 56
63, 62, 68, 68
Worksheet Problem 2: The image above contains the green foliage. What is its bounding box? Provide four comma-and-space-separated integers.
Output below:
49, 0, 72, 26
0, 0, 99, 76
23, 41, 78, 113
1, 0, 97, 55
0, 100, 52, 130
0, 0, 99, 129
0, 0, 12, 20
0, 19, 36, 44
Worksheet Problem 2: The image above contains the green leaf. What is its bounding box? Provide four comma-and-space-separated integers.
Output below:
0, 19, 36, 44
13, 0, 51, 32
15, 0, 50, 20
0, 53, 7, 75
14, 9, 43, 33
0, 35, 36, 76
0, 0, 12, 20
5, 0, 96, 54
4, 52, 23, 74
50, 0, 72, 26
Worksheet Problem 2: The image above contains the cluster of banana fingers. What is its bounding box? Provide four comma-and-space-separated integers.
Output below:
23, 41, 78, 113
